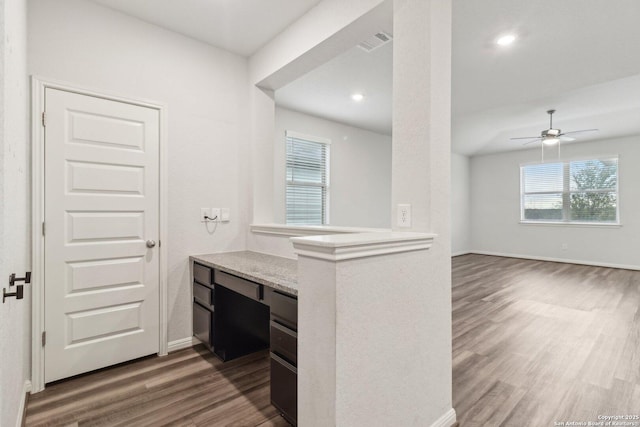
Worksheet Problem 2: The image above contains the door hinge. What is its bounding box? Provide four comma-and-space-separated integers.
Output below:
41, 112, 46, 127
42, 222, 45, 236
42, 331, 46, 347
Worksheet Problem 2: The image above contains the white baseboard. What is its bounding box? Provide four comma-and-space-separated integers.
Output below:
452, 251, 471, 257
16, 380, 31, 427
167, 337, 195, 353
431, 408, 457, 427
470, 250, 640, 271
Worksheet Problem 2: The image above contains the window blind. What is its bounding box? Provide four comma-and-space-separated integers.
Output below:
285, 132, 330, 225
521, 157, 618, 223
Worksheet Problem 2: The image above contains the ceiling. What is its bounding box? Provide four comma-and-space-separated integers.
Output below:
88, 0, 640, 156
275, 41, 393, 136
89, 0, 322, 56
452, 0, 640, 155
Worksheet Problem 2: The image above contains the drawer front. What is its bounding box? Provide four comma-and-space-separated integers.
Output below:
270, 353, 297, 424
193, 282, 214, 308
270, 321, 297, 365
271, 291, 297, 331
193, 302, 213, 347
215, 270, 261, 301
193, 262, 213, 285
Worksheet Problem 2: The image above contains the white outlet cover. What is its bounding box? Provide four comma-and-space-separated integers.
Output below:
200, 208, 211, 223
397, 204, 411, 228
210, 208, 221, 222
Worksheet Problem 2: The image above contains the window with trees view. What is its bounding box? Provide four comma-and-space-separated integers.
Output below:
520, 157, 618, 224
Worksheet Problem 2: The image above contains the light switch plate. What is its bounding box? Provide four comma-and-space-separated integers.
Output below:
220, 208, 230, 222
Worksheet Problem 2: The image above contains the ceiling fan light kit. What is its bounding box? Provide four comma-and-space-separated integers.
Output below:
510, 109, 599, 148
496, 34, 516, 46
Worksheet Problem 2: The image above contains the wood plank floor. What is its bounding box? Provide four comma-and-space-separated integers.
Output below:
25, 346, 291, 427
26, 254, 640, 426
453, 254, 640, 427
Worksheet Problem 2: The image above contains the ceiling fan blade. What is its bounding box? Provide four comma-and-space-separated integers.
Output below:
560, 129, 599, 136
559, 136, 575, 142
510, 136, 541, 140
522, 138, 542, 145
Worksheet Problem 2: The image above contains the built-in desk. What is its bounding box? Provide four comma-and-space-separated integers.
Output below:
189, 251, 298, 426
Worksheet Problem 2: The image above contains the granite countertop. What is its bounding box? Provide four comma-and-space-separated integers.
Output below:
190, 251, 298, 295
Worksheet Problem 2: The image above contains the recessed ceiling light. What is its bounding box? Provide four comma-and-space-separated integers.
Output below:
496, 34, 516, 46
351, 93, 364, 102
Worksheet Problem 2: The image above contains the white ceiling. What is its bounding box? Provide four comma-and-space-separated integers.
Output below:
454, 74, 640, 156
452, 0, 640, 155
275, 42, 393, 136
89, 0, 322, 56
87, 0, 640, 156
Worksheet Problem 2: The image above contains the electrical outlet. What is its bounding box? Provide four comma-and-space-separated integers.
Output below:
561, 243, 568, 250
209, 208, 221, 222
200, 208, 211, 223
397, 204, 411, 228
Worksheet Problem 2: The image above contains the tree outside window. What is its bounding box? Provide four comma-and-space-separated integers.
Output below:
521, 157, 618, 224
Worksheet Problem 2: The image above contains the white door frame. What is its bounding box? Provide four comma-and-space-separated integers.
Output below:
31, 76, 169, 393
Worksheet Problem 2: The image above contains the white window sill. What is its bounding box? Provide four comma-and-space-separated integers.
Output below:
519, 221, 622, 228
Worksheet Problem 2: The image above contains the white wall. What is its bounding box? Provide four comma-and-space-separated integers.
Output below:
0, 0, 30, 425
28, 0, 251, 343
451, 152, 471, 255
471, 135, 640, 269
249, 0, 454, 424
274, 107, 391, 228
246, 0, 392, 259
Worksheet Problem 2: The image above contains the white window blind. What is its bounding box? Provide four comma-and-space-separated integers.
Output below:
520, 157, 618, 223
285, 131, 330, 225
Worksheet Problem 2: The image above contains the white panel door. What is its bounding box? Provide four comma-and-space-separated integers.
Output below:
44, 88, 160, 383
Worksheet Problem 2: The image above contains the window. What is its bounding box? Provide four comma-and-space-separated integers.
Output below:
285, 131, 330, 225
520, 157, 618, 224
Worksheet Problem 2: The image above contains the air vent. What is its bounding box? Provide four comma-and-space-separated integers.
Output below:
357, 31, 393, 53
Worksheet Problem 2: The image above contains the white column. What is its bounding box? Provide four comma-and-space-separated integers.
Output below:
295, 0, 454, 424
294, 233, 455, 426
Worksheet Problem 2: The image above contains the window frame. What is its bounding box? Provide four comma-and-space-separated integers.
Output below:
284, 130, 331, 226
519, 156, 620, 226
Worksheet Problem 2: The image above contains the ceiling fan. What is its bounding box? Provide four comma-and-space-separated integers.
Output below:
510, 109, 598, 145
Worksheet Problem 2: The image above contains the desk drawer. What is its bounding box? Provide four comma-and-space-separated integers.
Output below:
193, 282, 214, 308
270, 353, 297, 425
193, 302, 213, 348
193, 263, 213, 286
271, 291, 297, 331
215, 270, 260, 301
270, 320, 297, 365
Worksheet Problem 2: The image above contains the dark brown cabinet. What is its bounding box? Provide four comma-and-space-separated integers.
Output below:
192, 262, 297, 426
270, 290, 298, 426
192, 263, 216, 351
270, 353, 297, 423
192, 301, 213, 348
